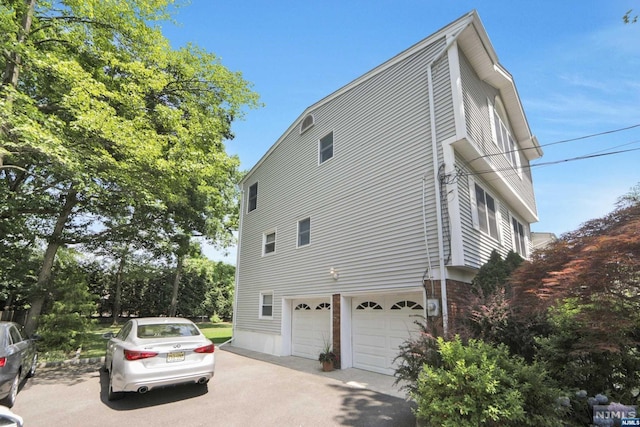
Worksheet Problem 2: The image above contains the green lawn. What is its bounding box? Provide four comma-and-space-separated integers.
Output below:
40, 321, 232, 363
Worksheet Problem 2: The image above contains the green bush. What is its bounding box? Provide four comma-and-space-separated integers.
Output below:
393, 318, 442, 395
535, 299, 640, 404
38, 302, 96, 354
412, 336, 567, 427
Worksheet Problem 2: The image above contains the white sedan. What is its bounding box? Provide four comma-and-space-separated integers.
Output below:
103, 317, 215, 401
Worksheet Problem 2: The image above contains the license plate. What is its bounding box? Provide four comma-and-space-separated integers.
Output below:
167, 351, 185, 363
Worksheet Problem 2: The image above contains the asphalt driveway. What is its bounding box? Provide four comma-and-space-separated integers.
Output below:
12, 347, 416, 426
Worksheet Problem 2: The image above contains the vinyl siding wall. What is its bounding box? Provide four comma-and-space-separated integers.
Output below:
455, 153, 531, 269
236, 37, 454, 333
458, 51, 537, 216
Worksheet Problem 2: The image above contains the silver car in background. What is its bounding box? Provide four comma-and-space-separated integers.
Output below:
103, 317, 215, 401
0, 322, 38, 408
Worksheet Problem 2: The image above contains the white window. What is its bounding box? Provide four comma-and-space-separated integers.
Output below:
300, 114, 314, 133
297, 217, 310, 247
259, 291, 274, 319
248, 182, 258, 212
319, 132, 333, 164
263, 230, 276, 255
469, 178, 500, 241
489, 98, 521, 172
512, 216, 528, 257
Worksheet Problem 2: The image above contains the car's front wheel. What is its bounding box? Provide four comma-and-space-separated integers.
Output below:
107, 367, 124, 401
1, 372, 19, 408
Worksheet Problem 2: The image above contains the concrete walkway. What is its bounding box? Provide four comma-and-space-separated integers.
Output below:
220, 344, 411, 400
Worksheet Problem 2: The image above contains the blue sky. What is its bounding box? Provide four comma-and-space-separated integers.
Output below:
161, 1, 640, 263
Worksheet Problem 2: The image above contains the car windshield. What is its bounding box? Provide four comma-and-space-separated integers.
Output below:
136, 323, 200, 339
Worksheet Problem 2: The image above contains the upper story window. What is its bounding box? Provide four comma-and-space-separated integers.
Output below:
319, 132, 334, 164
248, 182, 258, 212
490, 98, 521, 172
263, 230, 276, 255
300, 114, 314, 134
297, 217, 311, 247
469, 179, 500, 241
260, 291, 273, 319
512, 217, 527, 257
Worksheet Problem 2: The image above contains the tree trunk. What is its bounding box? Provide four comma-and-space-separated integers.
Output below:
112, 251, 127, 325
24, 188, 78, 334
1, 295, 13, 321
2, 0, 36, 88
168, 255, 184, 317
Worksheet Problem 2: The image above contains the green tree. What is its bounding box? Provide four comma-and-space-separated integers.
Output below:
471, 250, 523, 296
36, 248, 97, 354
180, 258, 235, 320
624, 9, 638, 24
0, 0, 259, 333
509, 184, 640, 401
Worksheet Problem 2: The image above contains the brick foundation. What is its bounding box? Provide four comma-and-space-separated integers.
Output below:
332, 294, 341, 369
424, 279, 474, 336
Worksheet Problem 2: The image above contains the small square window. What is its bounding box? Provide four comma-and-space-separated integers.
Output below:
260, 292, 273, 318
263, 231, 276, 255
248, 183, 258, 212
298, 218, 310, 247
319, 132, 333, 164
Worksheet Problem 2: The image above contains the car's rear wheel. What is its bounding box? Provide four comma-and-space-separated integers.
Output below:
107, 367, 124, 401
27, 353, 38, 378
0, 372, 19, 408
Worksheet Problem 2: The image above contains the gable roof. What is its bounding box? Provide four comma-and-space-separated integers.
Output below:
241, 10, 540, 184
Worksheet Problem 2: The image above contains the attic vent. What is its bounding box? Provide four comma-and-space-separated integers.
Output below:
300, 114, 314, 134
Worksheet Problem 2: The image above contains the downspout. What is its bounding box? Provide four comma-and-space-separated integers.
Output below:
426, 65, 449, 338
424, 23, 471, 338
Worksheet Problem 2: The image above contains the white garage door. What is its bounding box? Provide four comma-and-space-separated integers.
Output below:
352, 293, 424, 375
291, 299, 331, 360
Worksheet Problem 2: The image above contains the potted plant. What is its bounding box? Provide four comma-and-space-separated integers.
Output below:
318, 341, 337, 372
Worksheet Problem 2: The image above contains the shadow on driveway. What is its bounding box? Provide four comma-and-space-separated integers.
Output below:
97, 368, 209, 410
330, 383, 416, 426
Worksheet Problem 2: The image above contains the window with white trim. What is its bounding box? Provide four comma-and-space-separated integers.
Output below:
248, 182, 258, 212
319, 132, 333, 164
297, 217, 310, 247
469, 179, 500, 240
259, 291, 273, 319
263, 230, 276, 255
489, 98, 521, 172
300, 114, 314, 133
512, 217, 527, 257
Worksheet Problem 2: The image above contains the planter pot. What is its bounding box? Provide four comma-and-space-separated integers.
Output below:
321, 361, 334, 372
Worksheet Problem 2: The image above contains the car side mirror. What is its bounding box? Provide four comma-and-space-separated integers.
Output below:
102, 332, 115, 339
30, 334, 42, 341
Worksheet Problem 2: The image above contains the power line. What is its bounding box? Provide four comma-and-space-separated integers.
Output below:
458, 145, 640, 179
539, 123, 640, 149
467, 122, 640, 165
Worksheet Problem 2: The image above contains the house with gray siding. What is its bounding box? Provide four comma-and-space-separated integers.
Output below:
232, 10, 542, 375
